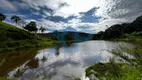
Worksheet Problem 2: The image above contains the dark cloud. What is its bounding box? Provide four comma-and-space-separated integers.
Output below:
58, 2, 69, 8
79, 7, 101, 23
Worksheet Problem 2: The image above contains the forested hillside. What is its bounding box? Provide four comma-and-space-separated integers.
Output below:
93, 15, 142, 40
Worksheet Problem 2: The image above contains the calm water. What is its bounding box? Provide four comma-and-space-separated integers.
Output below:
8, 40, 133, 80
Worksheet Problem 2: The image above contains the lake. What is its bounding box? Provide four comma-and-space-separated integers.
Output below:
7, 40, 133, 80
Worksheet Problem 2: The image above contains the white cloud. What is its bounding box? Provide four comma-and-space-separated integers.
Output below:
53, 0, 99, 18
22, 0, 65, 10
0, 0, 16, 11
22, 0, 100, 18
36, 19, 68, 29
43, 10, 52, 16
68, 19, 81, 24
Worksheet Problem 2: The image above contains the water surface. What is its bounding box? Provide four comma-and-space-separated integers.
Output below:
8, 40, 133, 80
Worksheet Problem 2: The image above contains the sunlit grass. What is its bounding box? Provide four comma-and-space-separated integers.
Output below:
117, 32, 142, 42
0, 22, 58, 52
86, 41, 142, 80
0, 77, 14, 80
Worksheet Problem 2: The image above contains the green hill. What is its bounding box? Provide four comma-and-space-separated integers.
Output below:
0, 22, 38, 42
0, 22, 41, 52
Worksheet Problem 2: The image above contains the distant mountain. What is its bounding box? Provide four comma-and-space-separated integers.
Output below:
80, 29, 95, 34
59, 26, 77, 32
45, 28, 56, 32
38, 31, 93, 41
45, 26, 96, 34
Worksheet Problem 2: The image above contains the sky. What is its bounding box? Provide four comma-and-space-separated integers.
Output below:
0, 0, 142, 33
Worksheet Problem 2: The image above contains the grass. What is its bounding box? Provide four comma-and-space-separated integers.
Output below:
85, 40, 142, 80
116, 32, 142, 42
0, 22, 38, 51
86, 58, 123, 80
86, 59, 142, 80
0, 77, 14, 80
0, 22, 57, 52
0, 22, 39, 41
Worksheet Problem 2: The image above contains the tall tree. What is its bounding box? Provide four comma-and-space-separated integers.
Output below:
39, 26, 46, 33
11, 15, 21, 25
24, 21, 38, 33
0, 13, 6, 22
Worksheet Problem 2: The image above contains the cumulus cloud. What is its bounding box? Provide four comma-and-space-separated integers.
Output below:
53, 0, 99, 18
22, 0, 66, 10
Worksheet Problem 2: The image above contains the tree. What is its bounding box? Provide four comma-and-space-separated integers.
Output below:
39, 26, 46, 33
11, 15, 21, 25
0, 13, 6, 22
24, 21, 38, 33
103, 24, 122, 39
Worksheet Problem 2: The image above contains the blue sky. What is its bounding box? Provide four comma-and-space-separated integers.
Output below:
0, 0, 142, 33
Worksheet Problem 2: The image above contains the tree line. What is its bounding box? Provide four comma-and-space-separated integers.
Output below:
92, 15, 142, 40
0, 13, 46, 33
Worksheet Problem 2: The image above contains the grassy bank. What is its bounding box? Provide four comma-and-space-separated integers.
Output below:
114, 32, 142, 42
85, 40, 142, 80
0, 77, 14, 80
0, 22, 58, 52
